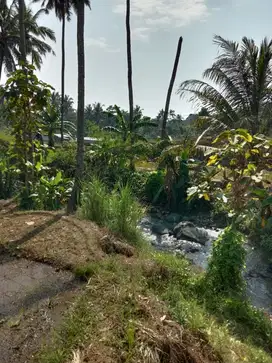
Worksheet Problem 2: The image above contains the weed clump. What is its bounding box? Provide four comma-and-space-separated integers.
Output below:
79, 178, 145, 245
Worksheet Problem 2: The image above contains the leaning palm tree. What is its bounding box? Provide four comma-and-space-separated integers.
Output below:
161, 36, 183, 139
178, 36, 272, 135
33, 0, 72, 143
67, 0, 91, 213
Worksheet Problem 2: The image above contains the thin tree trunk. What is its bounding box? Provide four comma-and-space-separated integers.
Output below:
67, 1, 85, 213
18, 0, 26, 63
161, 37, 183, 139
126, 0, 133, 133
0, 46, 4, 81
60, 14, 65, 143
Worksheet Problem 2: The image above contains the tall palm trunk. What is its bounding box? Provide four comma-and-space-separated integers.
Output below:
18, 0, 26, 63
126, 0, 133, 133
60, 13, 65, 143
161, 36, 183, 139
0, 46, 4, 81
126, 0, 135, 170
67, 1, 85, 213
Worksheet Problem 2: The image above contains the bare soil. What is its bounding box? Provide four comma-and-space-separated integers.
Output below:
0, 211, 105, 268
0, 287, 81, 363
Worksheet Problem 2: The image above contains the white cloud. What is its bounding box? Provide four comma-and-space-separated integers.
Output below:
113, 0, 210, 40
85, 37, 120, 53
132, 27, 150, 41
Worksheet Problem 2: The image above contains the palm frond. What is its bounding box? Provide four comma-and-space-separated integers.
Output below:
178, 79, 239, 128
134, 121, 157, 130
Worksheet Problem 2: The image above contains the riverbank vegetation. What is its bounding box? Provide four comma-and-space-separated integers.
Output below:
0, 0, 272, 361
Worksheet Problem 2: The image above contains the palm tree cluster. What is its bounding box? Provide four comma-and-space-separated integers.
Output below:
0, 0, 55, 80
178, 35, 272, 135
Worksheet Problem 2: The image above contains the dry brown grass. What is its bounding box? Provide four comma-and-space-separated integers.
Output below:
0, 211, 105, 269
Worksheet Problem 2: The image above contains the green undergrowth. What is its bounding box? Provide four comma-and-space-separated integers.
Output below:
37, 251, 272, 363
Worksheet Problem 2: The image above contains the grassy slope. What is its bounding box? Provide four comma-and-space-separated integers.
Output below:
37, 246, 272, 363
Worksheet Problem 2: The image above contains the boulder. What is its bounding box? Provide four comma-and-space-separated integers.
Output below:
173, 221, 209, 245
151, 223, 169, 235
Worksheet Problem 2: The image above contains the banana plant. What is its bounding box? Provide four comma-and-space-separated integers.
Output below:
103, 105, 157, 143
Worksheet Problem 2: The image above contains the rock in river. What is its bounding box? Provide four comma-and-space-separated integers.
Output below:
173, 221, 209, 245
151, 223, 169, 235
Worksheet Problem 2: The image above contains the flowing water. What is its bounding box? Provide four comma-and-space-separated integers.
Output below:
139, 214, 272, 313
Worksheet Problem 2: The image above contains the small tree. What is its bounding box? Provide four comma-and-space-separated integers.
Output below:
188, 129, 272, 295
2, 65, 53, 188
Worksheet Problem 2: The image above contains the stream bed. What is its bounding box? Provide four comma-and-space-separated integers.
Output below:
139, 214, 272, 313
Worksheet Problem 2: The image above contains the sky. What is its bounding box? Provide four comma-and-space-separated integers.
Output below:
27, 0, 272, 118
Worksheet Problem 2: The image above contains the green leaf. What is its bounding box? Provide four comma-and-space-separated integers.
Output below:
35, 162, 42, 172
236, 129, 253, 142
247, 163, 256, 172
52, 171, 62, 186
250, 188, 267, 198
212, 130, 230, 144
262, 196, 272, 207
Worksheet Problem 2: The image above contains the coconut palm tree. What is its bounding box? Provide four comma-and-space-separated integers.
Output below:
32, 0, 71, 143
0, 1, 18, 79
41, 105, 76, 147
103, 105, 156, 142
50, 91, 75, 120
67, 0, 91, 212
126, 0, 133, 137
0, 1, 55, 80
178, 35, 272, 135
22, 7, 56, 67
18, 0, 26, 63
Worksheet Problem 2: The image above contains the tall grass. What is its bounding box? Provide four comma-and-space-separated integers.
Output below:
109, 184, 145, 242
79, 178, 145, 245
80, 177, 109, 226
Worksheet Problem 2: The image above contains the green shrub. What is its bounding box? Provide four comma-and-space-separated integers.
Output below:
47, 143, 77, 178
0, 152, 18, 199
144, 170, 167, 205
205, 226, 246, 295
18, 171, 73, 210
80, 178, 145, 245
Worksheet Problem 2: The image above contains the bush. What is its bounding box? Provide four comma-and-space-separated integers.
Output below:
205, 226, 246, 295
18, 171, 73, 211
80, 178, 145, 244
144, 170, 167, 205
47, 143, 77, 178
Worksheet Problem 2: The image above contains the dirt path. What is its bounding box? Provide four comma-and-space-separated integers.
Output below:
0, 256, 78, 319
0, 286, 81, 363
0, 208, 105, 363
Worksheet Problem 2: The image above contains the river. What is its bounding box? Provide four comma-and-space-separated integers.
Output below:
139, 214, 272, 314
